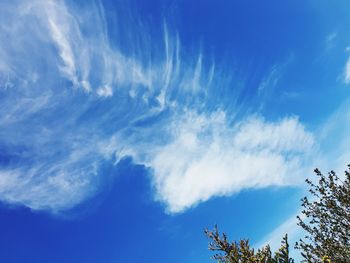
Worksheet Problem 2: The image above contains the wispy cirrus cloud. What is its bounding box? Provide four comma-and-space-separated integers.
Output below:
0, 0, 315, 213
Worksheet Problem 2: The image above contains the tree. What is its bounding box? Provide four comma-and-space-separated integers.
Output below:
205, 164, 350, 262
205, 225, 294, 263
295, 165, 350, 262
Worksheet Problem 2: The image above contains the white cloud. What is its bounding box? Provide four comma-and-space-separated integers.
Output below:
0, 0, 316, 214
0, 145, 100, 212
97, 85, 113, 97
45, 3, 78, 86
0, 0, 220, 213
122, 111, 314, 213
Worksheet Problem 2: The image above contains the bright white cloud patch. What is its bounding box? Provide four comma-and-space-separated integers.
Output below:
125, 112, 314, 213
0, 0, 315, 213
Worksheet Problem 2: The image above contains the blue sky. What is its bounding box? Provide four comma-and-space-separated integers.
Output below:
0, 0, 350, 262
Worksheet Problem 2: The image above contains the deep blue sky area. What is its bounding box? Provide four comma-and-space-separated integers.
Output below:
0, 0, 350, 262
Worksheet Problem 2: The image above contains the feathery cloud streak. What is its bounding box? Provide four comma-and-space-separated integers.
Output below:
0, 0, 314, 213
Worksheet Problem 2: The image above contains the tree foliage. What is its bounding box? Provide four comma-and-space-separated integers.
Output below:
205, 226, 294, 263
295, 165, 350, 262
205, 164, 350, 262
